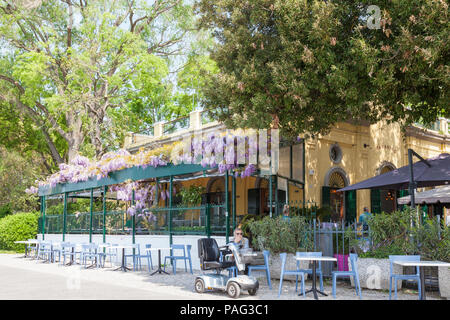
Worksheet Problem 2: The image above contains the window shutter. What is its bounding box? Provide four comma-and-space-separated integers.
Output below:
322, 186, 331, 207
345, 190, 357, 223
370, 189, 381, 214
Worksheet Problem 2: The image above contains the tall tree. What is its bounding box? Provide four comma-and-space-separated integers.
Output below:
196, 0, 449, 137
0, 0, 195, 164
0, 147, 41, 212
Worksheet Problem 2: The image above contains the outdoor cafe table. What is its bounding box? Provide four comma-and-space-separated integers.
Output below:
113, 244, 137, 272
14, 240, 39, 258
393, 260, 450, 300
145, 247, 172, 275
295, 256, 337, 300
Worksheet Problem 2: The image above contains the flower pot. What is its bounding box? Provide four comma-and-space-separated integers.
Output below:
333, 254, 349, 271
268, 253, 310, 281
349, 258, 402, 290
439, 266, 450, 299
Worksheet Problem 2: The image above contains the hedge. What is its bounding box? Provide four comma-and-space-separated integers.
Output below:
0, 212, 39, 252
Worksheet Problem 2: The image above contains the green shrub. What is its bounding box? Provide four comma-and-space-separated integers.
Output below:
316, 205, 340, 222
0, 212, 39, 252
349, 207, 450, 262
248, 215, 313, 254
0, 203, 12, 219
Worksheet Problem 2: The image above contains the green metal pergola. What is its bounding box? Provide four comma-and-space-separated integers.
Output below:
38, 139, 306, 244
39, 163, 242, 244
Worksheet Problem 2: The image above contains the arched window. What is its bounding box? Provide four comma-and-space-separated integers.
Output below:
322, 167, 355, 222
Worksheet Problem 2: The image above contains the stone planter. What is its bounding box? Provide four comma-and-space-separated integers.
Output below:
269, 253, 310, 281
439, 266, 450, 299
349, 258, 402, 290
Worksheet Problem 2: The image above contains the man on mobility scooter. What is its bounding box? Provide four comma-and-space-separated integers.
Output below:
194, 237, 259, 299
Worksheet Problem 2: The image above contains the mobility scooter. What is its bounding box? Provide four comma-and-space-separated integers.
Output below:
195, 238, 259, 298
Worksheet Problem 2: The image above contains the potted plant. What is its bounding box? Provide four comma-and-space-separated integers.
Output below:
178, 184, 206, 227
247, 215, 313, 280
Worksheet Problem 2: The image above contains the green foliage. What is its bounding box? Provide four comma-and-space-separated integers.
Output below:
0, 212, 39, 252
196, 0, 449, 138
178, 185, 206, 206
358, 244, 405, 259
0, 203, 12, 219
238, 213, 263, 243
248, 215, 313, 254
0, 147, 40, 212
46, 199, 121, 215
411, 218, 450, 262
350, 208, 450, 262
316, 205, 340, 222
0, 0, 200, 163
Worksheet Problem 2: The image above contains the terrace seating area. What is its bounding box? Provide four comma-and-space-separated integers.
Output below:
17, 239, 195, 274
13, 238, 449, 300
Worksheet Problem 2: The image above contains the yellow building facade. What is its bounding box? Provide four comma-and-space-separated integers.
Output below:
124, 110, 450, 224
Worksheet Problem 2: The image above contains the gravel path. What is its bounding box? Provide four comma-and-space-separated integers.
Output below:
0, 254, 441, 300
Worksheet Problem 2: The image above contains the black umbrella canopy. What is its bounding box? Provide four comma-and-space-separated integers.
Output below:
338, 153, 450, 192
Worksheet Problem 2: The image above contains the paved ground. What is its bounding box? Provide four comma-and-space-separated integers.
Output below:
0, 254, 442, 300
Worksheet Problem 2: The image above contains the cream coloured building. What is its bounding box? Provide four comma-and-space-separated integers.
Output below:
124, 110, 450, 224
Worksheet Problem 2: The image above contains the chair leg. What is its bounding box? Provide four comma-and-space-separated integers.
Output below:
319, 273, 324, 292
394, 278, 398, 300
173, 259, 177, 275
147, 255, 153, 271
389, 277, 392, 300
295, 274, 298, 292
417, 278, 422, 300
357, 277, 362, 299
266, 268, 272, 290
189, 258, 193, 274
278, 275, 284, 297
332, 274, 337, 299
301, 275, 305, 297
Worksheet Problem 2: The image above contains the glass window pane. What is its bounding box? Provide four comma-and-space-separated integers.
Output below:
278, 146, 290, 178
292, 143, 304, 183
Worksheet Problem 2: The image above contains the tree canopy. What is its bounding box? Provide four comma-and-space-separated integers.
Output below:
196, 0, 449, 137
0, 0, 202, 166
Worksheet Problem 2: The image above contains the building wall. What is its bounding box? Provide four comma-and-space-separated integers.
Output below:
304, 120, 449, 220
125, 112, 449, 222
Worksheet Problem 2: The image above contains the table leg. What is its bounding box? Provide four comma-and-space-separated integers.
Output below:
419, 266, 426, 300
150, 250, 169, 275
113, 248, 131, 272
21, 244, 28, 258
303, 261, 327, 300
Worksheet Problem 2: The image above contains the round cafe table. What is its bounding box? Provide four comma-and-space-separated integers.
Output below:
295, 256, 337, 300
113, 244, 137, 272
14, 240, 38, 258
394, 260, 450, 300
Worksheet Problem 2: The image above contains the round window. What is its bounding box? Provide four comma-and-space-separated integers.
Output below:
329, 144, 343, 164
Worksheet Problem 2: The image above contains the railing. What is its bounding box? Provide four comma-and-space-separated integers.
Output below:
39, 204, 228, 237
40, 211, 128, 235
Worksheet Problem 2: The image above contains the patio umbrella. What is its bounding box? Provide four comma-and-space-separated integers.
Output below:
397, 186, 450, 205
338, 153, 450, 192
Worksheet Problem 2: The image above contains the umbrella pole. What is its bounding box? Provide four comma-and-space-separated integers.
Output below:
408, 149, 417, 212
